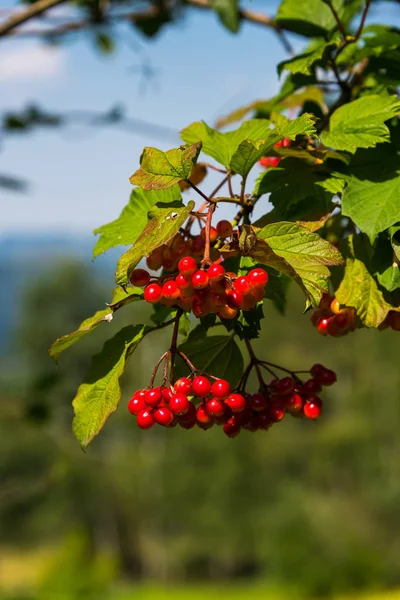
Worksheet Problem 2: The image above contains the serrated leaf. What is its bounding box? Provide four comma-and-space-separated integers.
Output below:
93, 186, 182, 258
230, 116, 317, 177
130, 143, 202, 190
322, 95, 400, 153
116, 201, 195, 286
389, 224, 400, 261
254, 158, 336, 219
176, 329, 244, 388
278, 37, 339, 76
49, 287, 144, 361
336, 259, 390, 327
250, 222, 343, 307
72, 324, 148, 448
179, 163, 208, 191
181, 119, 271, 170
340, 141, 400, 241
276, 0, 344, 37
211, 0, 239, 32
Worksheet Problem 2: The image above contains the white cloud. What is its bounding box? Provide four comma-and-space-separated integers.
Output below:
0, 45, 65, 81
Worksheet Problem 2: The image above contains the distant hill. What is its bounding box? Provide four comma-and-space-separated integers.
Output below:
0, 233, 126, 351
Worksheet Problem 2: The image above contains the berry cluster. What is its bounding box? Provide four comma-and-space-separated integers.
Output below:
259, 138, 291, 169
142, 220, 232, 274
130, 259, 269, 320
311, 294, 356, 337
379, 310, 400, 331
128, 364, 336, 438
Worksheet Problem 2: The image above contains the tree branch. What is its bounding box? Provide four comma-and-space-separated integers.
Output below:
0, 0, 68, 38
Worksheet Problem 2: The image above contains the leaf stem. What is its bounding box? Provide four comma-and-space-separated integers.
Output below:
201, 202, 216, 266
325, 0, 347, 39
150, 351, 170, 388
244, 339, 265, 388
169, 308, 183, 383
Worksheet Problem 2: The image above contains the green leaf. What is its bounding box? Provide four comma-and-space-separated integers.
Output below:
116, 201, 195, 287
72, 324, 148, 448
251, 222, 343, 307
336, 260, 390, 327
322, 95, 400, 153
49, 287, 144, 361
181, 119, 271, 170
176, 329, 244, 388
254, 158, 337, 221
276, 0, 343, 37
389, 224, 400, 261
276, 113, 317, 140
340, 141, 400, 241
278, 37, 339, 76
211, 0, 239, 33
93, 186, 182, 258
95, 32, 115, 54
130, 143, 202, 190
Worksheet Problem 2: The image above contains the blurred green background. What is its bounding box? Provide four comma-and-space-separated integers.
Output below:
1, 258, 400, 600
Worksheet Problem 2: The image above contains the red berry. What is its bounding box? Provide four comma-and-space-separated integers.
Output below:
310, 364, 325, 378
128, 393, 146, 415
303, 396, 322, 420
162, 387, 175, 402
247, 268, 268, 288
316, 317, 330, 335
145, 388, 162, 408
302, 379, 322, 395
256, 411, 272, 430
216, 220, 233, 239
249, 392, 267, 412
162, 280, 180, 300
317, 368, 337, 386
286, 392, 303, 414
276, 377, 296, 396
178, 256, 197, 276
196, 403, 212, 424
137, 409, 155, 430
211, 379, 231, 399
334, 311, 350, 331
129, 268, 150, 287
241, 293, 257, 311
269, 405, 285, 422
206, 398, 225, 417
174, 377, 192, 395
169, 393, 191, 416
223, 417, 241, 438
178, 402, 197, 428
153, 407, 174, 427
259, 156, 280, 169
144, 283, 163, 304
227, 289, 243, 309
234, 276, 250, 294
225, 393, 246, 413
192, 270, 209, 289
192, 375, 212, 398
176, 273, 192, 290
207, 263, 225, 281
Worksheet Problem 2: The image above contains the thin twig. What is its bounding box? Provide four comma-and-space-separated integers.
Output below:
201, 202, 216, 265
0, 0, 67, 38
325, 0, 347, 39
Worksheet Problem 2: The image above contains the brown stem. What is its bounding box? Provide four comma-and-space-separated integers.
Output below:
185, 180, 211, 203
244, 339, 264, 388
0, 0, 67, 38
150, 351, 170, 388
354, 0, 371, 40
201, 202, 216, 266
227, 175, 234, 198
209, 174, 230, 199
169, 308, 183, 384
325, 0, 347, 39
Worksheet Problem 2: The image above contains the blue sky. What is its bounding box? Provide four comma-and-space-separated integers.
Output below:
0, 0, 399, 236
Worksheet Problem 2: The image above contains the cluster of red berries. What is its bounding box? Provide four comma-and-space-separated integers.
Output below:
144, 220, 233, 274
379, 310, 400, 331
259, 138, 291, 169
127, 364, 336, 438
311, 294, 356, 337
130, 259, 269, 319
